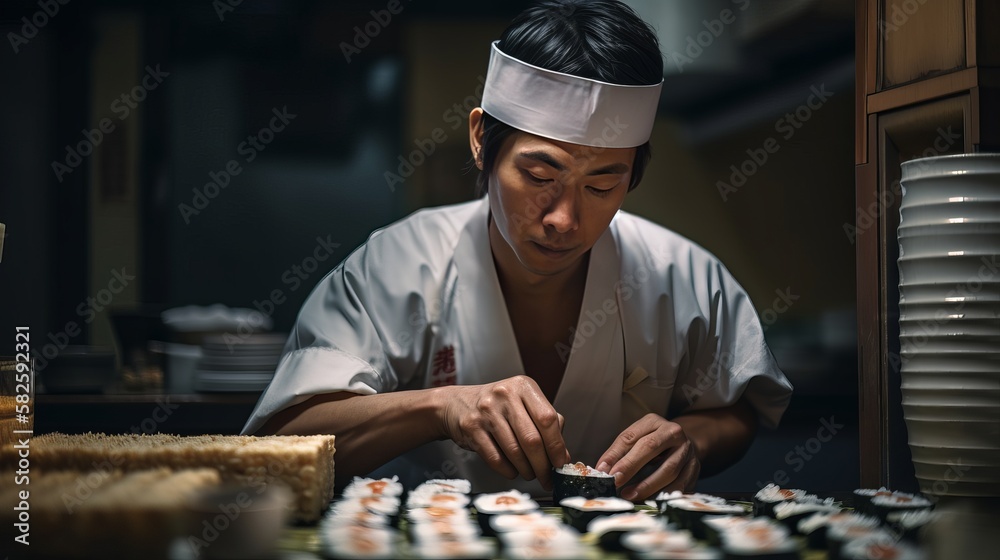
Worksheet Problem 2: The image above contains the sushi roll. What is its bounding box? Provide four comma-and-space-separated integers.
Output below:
826, 518, 890, 560
472, 490, 539, 536
621, 528, 708, 559
409, 518, 480, 545
870, 492, 933, 522
666, 498, 747, 539
501, 525, 587, 560
587, 512, 665, 551
408, 505, 469, 525
410, 538, 497, 560
719, 519, 799, 560
413, 479, 472, 495
489, 511, 563, 535
329, 498, 400, 528
702, 515, 753, 547
851, 488, 891, 517
559, 496, 635, 532
771, 500, 841, 532
796, 511, 877, 550
321, 524, 400, 559
841, 536, 926, 560
343, 476, 404, 499
407, 491, 471, 510
752, 484, 807, 517
654, 491, 729, 520
553, 462, 617, 503
886, 508, 938, 542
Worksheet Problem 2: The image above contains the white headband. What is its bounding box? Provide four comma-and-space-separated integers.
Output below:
480, 41, 663, 148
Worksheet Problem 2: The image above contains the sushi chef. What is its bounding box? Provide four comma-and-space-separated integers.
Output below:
245, 0, 793, 501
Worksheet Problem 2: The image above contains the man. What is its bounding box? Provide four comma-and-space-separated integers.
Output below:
245, 0, 793, 501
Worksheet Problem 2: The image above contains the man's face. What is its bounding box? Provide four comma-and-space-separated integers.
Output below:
487, 131, 634, 278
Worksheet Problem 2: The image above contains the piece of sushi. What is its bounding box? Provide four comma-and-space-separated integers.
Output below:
654, 491, 728, 519
407, 505, 469, 525
501, 525, 587, 560
886, 508, 938, 542
851, 488, 892, 517
413, 479, 472, 495
343, 476, 405, 499
321, 525, 400, 559
553, 462, 617, 503
665, 498, 747, 539
588, 512, 665, 551
410, 538, 497, 560
718, 519, 799, 560
771, 500, 841, 532
559, 496, 635, 532
701, 515, 753, 547
752, 484, 807, 517
489, 511, 563, 535
841, 535, 926, 560
870, 492, 933, 522
472, 490, 540, 536
825, 519, 891, 560
330, 497, 401, 527
796, 511, 877, 550
621, 528, 699, 555
409, 518, 481, 545
407, 491, 471, 510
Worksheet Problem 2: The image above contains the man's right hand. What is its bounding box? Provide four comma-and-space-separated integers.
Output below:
436, 375, 569, 490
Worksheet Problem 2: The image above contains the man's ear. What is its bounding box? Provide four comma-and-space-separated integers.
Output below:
469, 107, 485, 169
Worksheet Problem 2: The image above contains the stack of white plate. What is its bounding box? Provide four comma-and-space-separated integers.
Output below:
194, 333, 287, 393
897, 153, 1000, 497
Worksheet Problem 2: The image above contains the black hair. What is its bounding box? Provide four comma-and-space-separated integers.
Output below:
475, 0, 663, 196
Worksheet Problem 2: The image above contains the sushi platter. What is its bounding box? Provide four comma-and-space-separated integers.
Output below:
314, 463, 935, 559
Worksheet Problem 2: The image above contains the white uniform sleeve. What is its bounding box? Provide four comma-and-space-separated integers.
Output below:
668, 257, 793, 430
241, 229, 434, 435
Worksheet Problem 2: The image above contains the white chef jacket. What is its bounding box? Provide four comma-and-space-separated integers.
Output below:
243, 197, 793, 494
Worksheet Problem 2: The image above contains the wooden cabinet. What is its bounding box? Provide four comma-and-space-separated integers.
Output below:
855, 0, 1000, 488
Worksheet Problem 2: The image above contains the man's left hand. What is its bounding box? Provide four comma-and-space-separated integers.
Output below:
596, 413, 701, 501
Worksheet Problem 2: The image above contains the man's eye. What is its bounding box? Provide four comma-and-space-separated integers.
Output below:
526, 172, 553, 184
587, 186, 614, 197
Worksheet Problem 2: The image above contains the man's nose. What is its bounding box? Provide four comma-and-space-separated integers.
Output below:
541, 188, 579, 233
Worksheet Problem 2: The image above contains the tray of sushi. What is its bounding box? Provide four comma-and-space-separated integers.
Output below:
318, 463, 935, 559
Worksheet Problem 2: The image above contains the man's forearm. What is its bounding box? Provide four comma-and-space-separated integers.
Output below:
672, 396, 759, 477
255, 388, 448, 486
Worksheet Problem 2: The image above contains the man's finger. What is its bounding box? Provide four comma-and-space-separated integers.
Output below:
596, 415, 660, 475
471, 430, 518, 480
489, 413, 538, 482
623, 444, 691, 501
521, 390, 570, 469
662, 454, 700, 493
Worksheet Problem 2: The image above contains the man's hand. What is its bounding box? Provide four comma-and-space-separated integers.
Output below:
438, 375, 569, 490
596, 413, 701, 501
